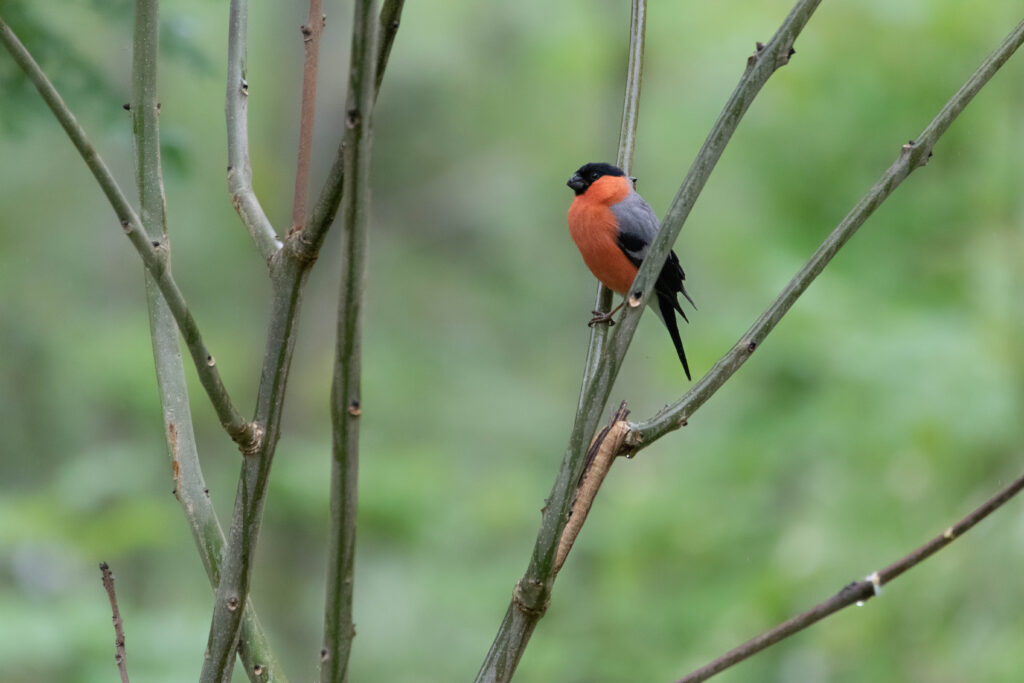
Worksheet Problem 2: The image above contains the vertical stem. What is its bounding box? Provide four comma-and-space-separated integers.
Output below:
617, 0, 646, 172
321, 2, 379, 681
290, 0, 324, 234
132, 0, 165, 238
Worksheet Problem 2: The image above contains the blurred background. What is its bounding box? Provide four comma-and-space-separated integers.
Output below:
1, 1, 1022, 681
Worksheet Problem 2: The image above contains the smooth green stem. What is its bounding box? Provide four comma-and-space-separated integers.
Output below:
628, 15, 1024, 453
130, 3, 285, 680
617, 0, 646, 172
132, 0, 165, 240
374, 0, 404, 96
321, 2, 379, 680
0, 13, 257, 452
226, 0, 282, 263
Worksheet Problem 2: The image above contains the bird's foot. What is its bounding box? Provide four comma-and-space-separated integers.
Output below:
588, 310, 617, 327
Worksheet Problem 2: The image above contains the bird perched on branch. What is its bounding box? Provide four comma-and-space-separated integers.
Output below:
566, 162, 695, 379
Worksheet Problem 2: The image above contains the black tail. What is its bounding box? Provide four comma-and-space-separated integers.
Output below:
656, 292, 691, 380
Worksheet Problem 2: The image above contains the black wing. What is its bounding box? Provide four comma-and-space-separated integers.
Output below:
611, 192, 695, 378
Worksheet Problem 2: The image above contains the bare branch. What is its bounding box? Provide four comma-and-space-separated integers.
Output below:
130, 3, 286, 680
99, 562, 130, 683
0, 15, 258, 452
678, 468, 1024, 683
226, 0, 282, 263
289, 0, 324, 236
321, 0, 379, 678
627, 15, 1024, 453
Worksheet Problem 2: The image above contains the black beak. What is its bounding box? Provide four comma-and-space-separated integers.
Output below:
567, 173, 586, 195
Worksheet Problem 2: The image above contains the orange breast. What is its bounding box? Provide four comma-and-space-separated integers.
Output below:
568, 199, 638, 295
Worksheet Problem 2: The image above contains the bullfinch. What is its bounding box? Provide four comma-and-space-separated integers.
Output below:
567, 162, 695, 379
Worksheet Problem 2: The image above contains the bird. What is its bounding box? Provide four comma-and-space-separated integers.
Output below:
566, 161, 695, 379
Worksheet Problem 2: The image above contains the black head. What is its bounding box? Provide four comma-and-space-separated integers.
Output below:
567, 162, 626, 195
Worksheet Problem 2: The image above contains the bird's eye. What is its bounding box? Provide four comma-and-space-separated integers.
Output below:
589, 172, 599, 180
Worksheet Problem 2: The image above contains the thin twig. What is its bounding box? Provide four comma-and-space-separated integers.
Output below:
226, 0, 282, 263
321, 1, 379, 679
289, 0, 324, 236
678, 468, 1024, 683
626, 15, 1024, 453
475, 3, 821, 681
0, 15, 258, 452
617, 0, 646, 173
128, 3, 286, 681
99, 562, 130, 683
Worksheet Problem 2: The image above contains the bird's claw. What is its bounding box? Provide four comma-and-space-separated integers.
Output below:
588, 310, 616, 327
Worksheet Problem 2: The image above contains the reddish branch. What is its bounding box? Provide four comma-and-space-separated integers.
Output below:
554, 402, 631, 573
290, 0, 324, 235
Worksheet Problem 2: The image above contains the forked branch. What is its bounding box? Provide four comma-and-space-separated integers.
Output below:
129, 2, 285, 679
227, 0, 282, 262
600, 0, 823, 386
626, 15, 1024, 454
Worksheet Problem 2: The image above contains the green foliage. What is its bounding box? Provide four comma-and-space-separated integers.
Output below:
0, 3, 119, 134
1, 1, 1022, 681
